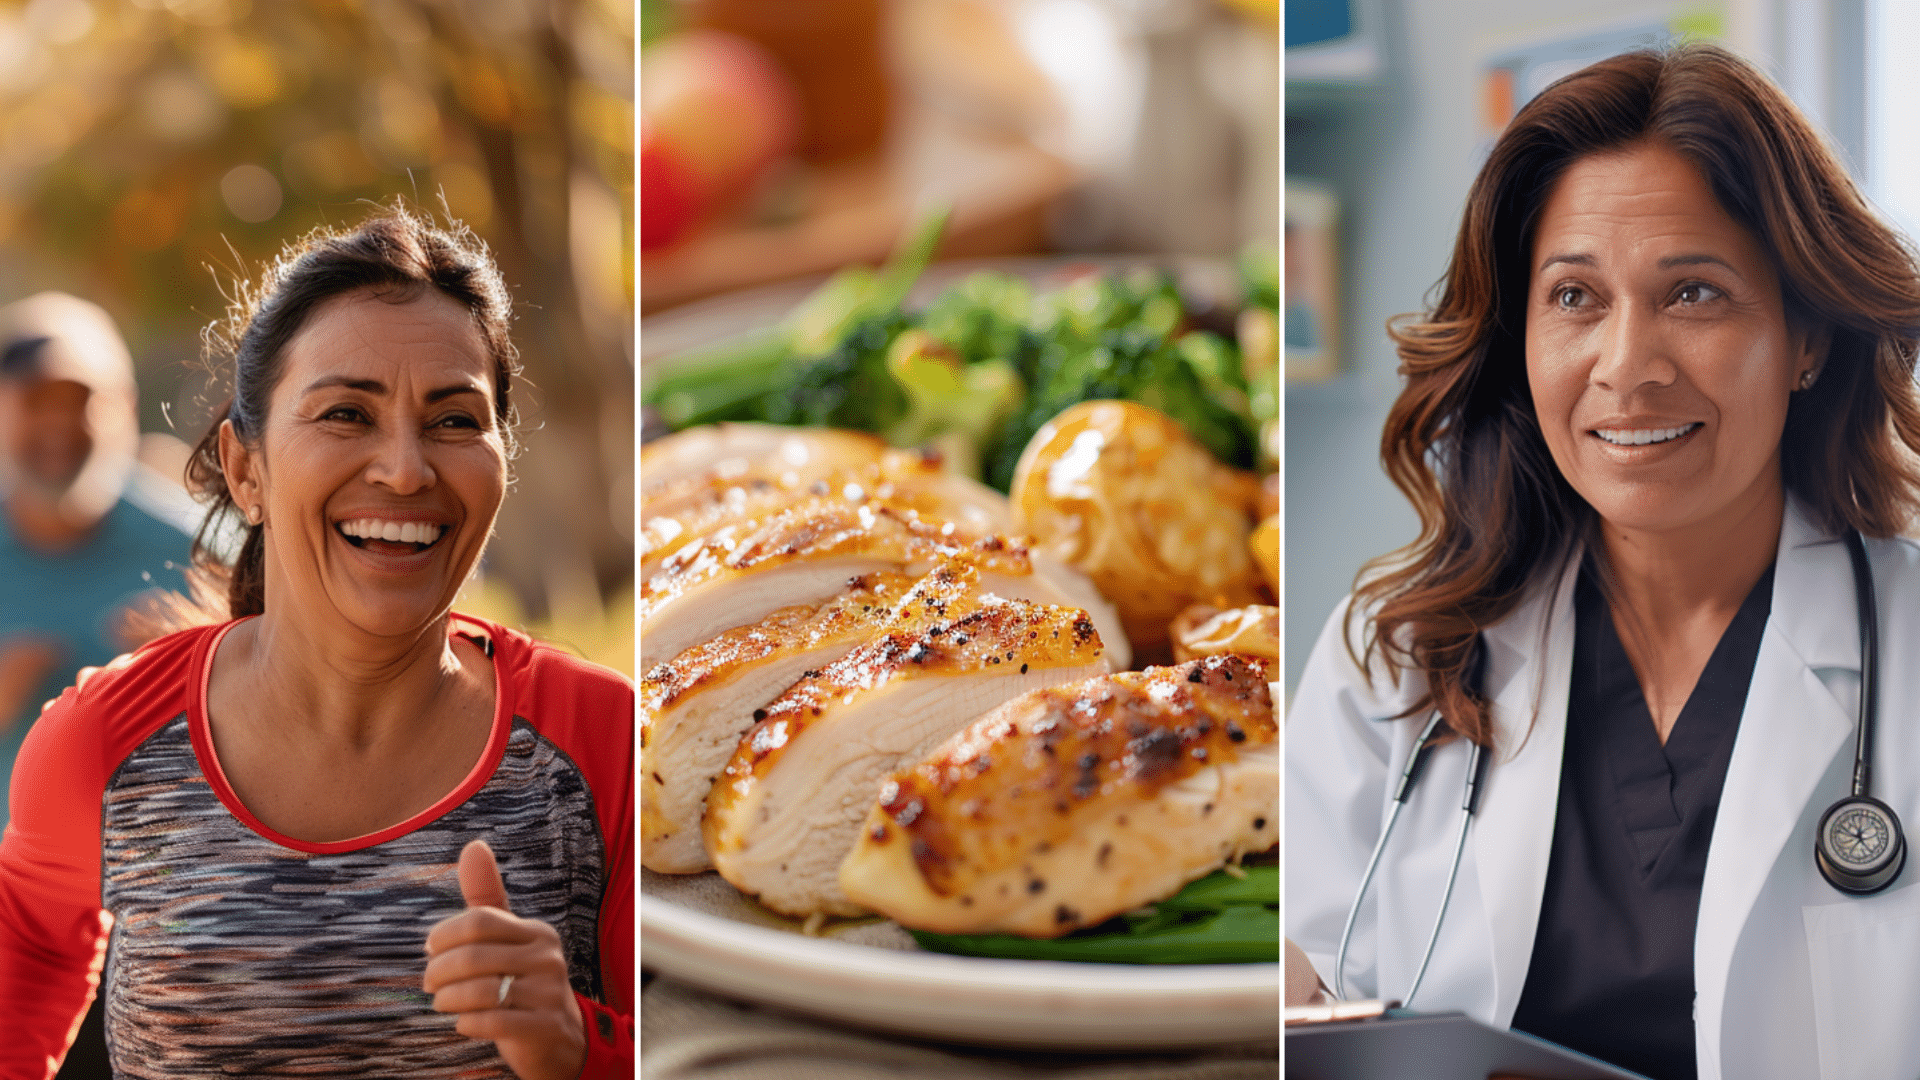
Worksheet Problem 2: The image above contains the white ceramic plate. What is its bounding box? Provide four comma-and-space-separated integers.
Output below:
641, 258, 1276, 1049
640, 869, 1280, 1050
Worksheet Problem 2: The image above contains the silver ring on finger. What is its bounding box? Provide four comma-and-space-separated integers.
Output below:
495, 973, 514, 1008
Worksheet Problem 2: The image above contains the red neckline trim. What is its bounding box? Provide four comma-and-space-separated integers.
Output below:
186, 615, 515, 855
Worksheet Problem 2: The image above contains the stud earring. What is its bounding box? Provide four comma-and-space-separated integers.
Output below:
246, 505, 262, 525
1800, 369, 1818, 390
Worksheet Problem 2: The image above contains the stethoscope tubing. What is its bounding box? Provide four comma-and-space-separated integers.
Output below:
1846, 527, 1879, 799
1333, 709, 1445, 1002
1404, 783, 1471, 1006
1406, 736, 1490, 1006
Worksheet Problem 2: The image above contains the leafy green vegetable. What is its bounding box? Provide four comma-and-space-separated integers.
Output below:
761, 313, 912, 431
641, 212, 1270, 489
787, 266, 882, 358
715, 211, 949, 432
982, 323, 1258, 492
907, 866, 1278, 965
870, 208, 950, 314
882, 330, 1024, 478
917, 272, 1037, 370
1151, 864, 1277, 912
1178, 329, 1245, 391
1240, 243, 1279, 315
786, 208, 951, 357
644, 332, 791, 429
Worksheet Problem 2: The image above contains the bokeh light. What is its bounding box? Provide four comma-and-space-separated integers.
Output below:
0, 0, 635, 671
218, 163, 280, 223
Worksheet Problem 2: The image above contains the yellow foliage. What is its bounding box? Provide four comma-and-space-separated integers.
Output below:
456, 575, 635, 678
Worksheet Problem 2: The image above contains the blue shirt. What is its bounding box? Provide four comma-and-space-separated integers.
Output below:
0, 498, 189, 830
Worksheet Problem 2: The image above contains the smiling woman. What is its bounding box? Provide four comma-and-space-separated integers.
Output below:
1285, 43, 1920, 1080
213, 287, 508, 662
1522, 141, 1827, 739
0, 209, 633, 1078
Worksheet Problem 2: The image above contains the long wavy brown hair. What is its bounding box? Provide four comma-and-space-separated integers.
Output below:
1353, 43, 1920, 747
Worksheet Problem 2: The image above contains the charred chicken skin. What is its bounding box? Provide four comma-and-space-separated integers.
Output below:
640, 497, 1128, 671
642, 447, 1011, 580
702, 565, 1113, 918
640, 571, 917, 873
839, 655, 1277, 937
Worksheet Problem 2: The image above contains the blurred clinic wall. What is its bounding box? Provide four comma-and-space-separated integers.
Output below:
1283, 0, 1871, 693
0, 0, 634, 667
641, 0, 1278, 315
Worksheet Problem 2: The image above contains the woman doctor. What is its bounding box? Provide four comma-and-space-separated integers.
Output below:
1286, 44, 1920, 1080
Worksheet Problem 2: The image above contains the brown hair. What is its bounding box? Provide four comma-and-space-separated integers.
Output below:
1354, 43, 1920, 746
184, 205, 521, 620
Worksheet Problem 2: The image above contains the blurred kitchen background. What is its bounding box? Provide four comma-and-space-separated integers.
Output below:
639, 0, 1279, 317
0, 0, 634, 674
1284, 0, 1908, 694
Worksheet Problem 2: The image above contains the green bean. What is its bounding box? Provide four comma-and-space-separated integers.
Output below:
907, 867, 1280, 965
644, 330, 789, 389
910, 904, 1278, 965
1152, 865, 1277, 912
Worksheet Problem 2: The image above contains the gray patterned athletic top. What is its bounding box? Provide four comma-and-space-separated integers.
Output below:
0, 617, 635, 1077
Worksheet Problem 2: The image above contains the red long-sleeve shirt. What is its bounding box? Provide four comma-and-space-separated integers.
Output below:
0, 616, 633, 1078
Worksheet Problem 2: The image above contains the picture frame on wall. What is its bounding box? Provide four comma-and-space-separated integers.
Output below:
1284, 177, 1339, 382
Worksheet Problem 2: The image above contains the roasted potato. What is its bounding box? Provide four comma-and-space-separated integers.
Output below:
1170, 604, 1279, 665
1250, 513, 1278, 597
1010, 400, 1265, 659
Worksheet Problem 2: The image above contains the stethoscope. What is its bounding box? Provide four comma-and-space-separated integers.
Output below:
1332, 529, 1907, 1005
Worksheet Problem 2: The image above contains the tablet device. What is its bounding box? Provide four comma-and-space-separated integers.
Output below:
1285, 1010, 1655, 1080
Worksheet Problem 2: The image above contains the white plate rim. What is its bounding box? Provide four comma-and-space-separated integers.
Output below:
640, 891, 1282, 1050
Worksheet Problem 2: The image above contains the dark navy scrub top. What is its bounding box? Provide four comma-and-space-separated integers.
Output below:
1508, 557, 1775, 1080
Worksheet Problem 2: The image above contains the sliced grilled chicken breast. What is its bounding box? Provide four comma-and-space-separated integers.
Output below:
640, 570, 917, 874
703, 574, 1114, 918
641, 448, 1012, 580
839, 655, 1277, 937
640, 499, 1128, 671
641, 423, 885, 502
640, 499, 1016, 670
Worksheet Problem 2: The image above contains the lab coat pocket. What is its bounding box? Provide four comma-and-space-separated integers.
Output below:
1803, 883, 1920, 1080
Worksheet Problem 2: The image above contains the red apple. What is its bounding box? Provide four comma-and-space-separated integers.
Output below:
641, 29, 800, 249
641, 119, 703, 251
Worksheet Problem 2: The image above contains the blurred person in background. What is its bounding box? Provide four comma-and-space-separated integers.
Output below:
0, 293, 188, 834
0, 0, 636, 682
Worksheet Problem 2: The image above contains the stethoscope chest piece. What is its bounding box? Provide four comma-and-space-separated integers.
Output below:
1816, 794, 1907, 895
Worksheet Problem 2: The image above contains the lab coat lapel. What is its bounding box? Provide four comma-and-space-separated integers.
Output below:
1472, 552, 1580, 1026
1694, 501, 1857, 1074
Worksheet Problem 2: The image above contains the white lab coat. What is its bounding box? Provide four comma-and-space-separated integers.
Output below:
1287, 499, 1920, 1080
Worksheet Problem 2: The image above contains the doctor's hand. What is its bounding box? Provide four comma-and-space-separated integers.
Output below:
1285, 937, 1329, 1006
424, 840, 586, 1080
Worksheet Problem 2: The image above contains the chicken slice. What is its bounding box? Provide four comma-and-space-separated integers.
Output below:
640, 498, 1128, 671
703, 578, 1114, 918
641, 447, 1012, 580
641, 570, 916, 874
839, 655, 1277, 937
641, 423, 885, 504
